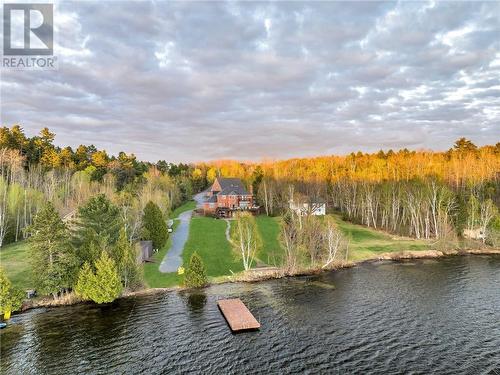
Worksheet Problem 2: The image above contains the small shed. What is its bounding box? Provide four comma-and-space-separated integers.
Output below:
137, 240, 153, 263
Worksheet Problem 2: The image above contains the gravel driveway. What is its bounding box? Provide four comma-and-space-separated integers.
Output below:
159, 192, 205, 273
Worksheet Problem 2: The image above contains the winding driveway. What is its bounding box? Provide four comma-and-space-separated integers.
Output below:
159, 192, 205, 273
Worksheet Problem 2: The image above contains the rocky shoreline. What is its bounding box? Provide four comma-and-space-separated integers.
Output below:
17, 248, 500, 313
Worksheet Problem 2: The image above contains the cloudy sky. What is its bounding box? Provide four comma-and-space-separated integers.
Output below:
1, 1, 499, 162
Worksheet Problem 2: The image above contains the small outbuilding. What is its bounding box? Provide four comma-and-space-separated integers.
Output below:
289, 199, 326, 216
137, 240, 153, 263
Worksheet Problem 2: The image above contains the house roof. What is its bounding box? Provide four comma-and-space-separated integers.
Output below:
215, 177, 250, 196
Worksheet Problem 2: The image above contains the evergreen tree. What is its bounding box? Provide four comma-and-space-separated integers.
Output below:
0, 268, 24, 316
114, 228, 142, 289
27, 202, 76, 298
184, 252, 208, 288
72, 194, 122, 265
142, 201, 168, 250
453, 137, 478, 156
74, 262, 96, 301
75, 251, 122, 304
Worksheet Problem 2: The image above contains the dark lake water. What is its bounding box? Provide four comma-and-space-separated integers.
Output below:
1, 256, 499, 374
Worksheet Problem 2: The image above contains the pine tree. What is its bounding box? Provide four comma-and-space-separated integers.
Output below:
93, 251, 123, 303
114, 228, 142, 289
75, 252, 122, 304
72, 194, 122, 265
184, 252, 208, 288
27, 202, 76, 298
142, 201, 168, 250
74, 262, 96, 301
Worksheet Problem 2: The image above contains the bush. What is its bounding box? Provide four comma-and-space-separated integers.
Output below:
142, 201, 168, 250
184, 252, 208, 288
0, 268, 24, 316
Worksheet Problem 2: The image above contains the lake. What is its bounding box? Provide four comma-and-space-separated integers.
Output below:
1, 255, 499, 374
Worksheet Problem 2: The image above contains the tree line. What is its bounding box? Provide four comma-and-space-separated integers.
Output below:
0, 126, 212, 247
200, 138, 500, 245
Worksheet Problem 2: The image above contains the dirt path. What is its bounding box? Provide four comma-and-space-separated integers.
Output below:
224, 219, 231, 243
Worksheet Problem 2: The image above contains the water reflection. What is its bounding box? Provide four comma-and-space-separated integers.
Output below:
1, 256, 499, 375
185, 292, 207, 313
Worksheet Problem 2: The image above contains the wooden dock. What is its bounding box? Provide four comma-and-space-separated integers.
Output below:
217, 298, 260, 332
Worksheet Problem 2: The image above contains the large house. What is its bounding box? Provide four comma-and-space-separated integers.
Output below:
203, 177, 257, 217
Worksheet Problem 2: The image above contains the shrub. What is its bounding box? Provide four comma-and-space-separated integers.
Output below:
0, 268, 24, 316
184, 252, 208, 288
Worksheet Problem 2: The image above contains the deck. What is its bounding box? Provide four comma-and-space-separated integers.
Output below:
217, 298, 261, 332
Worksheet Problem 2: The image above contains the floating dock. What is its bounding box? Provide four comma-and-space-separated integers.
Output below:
217, 298, 260, 332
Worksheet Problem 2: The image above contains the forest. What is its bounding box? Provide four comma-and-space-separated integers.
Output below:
197, 138, 500, 246
0, 125, 204, 312
0, 125, 499, 312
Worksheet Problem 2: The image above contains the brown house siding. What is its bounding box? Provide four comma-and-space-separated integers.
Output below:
203, 178, 256, 217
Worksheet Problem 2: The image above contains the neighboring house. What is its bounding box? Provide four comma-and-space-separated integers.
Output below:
463, 228, 485, 240
289, 199, 326, 216
203, 177, 257, 217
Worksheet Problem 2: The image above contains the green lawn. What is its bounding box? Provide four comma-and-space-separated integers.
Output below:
0, 241, 32, 290
170, 200, 196, 219
331, 214, 430, 261
253, 213, 431, 265
183, 217, 243, 277
0, 208, 433, 292
255, 215, 283, 266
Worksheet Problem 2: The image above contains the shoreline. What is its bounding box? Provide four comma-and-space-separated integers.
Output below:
17, 247, 500, 313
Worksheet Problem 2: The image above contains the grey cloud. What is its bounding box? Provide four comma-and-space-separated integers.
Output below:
1, 1, 499, 162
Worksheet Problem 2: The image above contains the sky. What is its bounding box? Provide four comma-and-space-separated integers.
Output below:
1, 1, 500, 163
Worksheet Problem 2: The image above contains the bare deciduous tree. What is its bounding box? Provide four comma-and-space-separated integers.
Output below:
230, 212, 262, 271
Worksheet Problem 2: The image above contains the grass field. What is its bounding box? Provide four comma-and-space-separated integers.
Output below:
170, 200, 196, 218
183, 217, 243, 277
253, 213, 430, 264
0, 209, 433, 292
0, 241, 32, 290
331, 214, 430, 261
255, 216, 283, 266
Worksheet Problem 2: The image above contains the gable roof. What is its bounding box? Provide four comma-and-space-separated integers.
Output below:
215, 177, 250, 196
